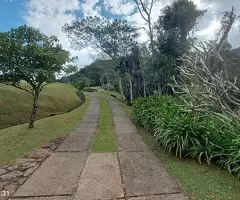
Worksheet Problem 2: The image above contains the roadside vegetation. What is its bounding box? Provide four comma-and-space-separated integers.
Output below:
0, 95, 90, 165
0, 83, 81, 129
117, 100, 240, 200
91, 96, 116, 152
132, 96, 240, 178
143, 128, 240, 200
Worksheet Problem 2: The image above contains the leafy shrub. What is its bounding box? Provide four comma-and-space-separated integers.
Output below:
226, 137, 240, 178
76, 91, 85, 103
82, 87, 98, 92
188, 137, 225, 164
71, 81, 85, 91
132, 95, 240, 177
157, 115, 206, 157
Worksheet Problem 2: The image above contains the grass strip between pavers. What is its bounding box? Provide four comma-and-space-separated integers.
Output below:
91, 96, 116, 153
0, 95, 91, 165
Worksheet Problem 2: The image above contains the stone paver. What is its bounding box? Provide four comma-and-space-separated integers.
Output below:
117, 133, 147, 152
106, 96, 185, 198
82, 114, 99, 122
127, 194, 189, 200
55, 133, 93, 152
113, 115, 130, 122
114, 121, 137, 134
87, 108, 100, 115
74, 122, 98, 134
11, 197, 72, 200
56, 98, 100, 152
112, 109, 126, 115
119, 152, 181, 197
73, 153, 124, 200
13, 152, 87, 197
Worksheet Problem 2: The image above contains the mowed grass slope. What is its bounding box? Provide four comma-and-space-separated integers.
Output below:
0, 82, 81, 129
0, 95, 91, 165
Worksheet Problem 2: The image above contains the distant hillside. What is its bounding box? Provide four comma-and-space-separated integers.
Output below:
60, 59, 114, 86
0, 83, 81, 129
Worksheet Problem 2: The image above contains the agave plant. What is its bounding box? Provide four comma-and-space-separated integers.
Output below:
188, 137, 225, 165
155, 114, 206, 157
226, 137, 240, 178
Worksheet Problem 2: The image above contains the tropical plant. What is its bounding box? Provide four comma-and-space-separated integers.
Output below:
226, 137, 240, 178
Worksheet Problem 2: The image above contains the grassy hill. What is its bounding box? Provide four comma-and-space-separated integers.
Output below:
0, 82, 81, 129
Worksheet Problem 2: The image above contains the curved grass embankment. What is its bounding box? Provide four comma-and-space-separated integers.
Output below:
0, 95, 91, 165
0, 82, 81, 129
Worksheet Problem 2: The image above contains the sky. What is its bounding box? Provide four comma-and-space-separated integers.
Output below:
0, 0, 240, 68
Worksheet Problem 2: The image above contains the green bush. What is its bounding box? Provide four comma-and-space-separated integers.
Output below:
82, 87, 98, 92
76, 91, 86, 103
71, 81, 85, 91
132, 95, 240, 177
226, 137, 240, 178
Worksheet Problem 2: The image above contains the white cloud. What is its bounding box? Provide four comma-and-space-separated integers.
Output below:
23, 0, 240, 69
196, 18, 221, 41
24, 0, 93, 68
104, 0, 135, 15
82, 0, 99, 16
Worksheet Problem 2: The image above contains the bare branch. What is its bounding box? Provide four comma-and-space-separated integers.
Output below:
133, 0, 149, 22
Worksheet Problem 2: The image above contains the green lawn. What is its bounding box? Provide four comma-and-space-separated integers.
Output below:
117, 98, 240, 200
91, 96, 117, 152
0, 95, 91, 165
0, 82, 81, 129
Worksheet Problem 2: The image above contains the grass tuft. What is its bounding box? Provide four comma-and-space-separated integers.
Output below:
91, 96, 116, 152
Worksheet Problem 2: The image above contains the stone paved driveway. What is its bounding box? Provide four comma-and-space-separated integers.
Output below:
9, 95, 188, 200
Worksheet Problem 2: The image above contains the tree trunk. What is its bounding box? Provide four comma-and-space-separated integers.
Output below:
143, 78, 146, 97
157, 83, 161, 95
128, 75, 133, 104
148, 17, 154, 58
107, 81, 110, 91
118, 78, 125, 100
29, 91, 39, 128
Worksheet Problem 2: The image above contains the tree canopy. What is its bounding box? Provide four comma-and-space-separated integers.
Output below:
0, 25, 70, 128
63, 16, 139, 60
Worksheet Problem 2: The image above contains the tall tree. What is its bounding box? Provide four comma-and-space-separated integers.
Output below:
156, 0, 206, 58
119, 44, 143, 104
62, 16, 139, 100
154, 0, 206, 93
0, 26, 70, 128
133, 0, 158, 57
63, 64, 78, 83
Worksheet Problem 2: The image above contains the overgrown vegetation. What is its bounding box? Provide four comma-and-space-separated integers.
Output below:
132, 96, 240, 177
0, 83, 82, 129
91, 96, 116, 152
0, 95, 90, 165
